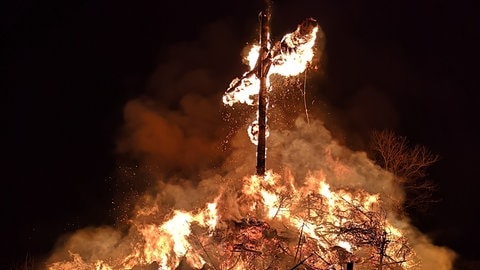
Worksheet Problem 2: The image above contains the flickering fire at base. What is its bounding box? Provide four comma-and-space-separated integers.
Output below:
45, 5, 456, 270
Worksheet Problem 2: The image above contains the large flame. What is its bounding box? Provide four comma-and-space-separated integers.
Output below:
223, 18, 319, 146
223, 18, 319, 107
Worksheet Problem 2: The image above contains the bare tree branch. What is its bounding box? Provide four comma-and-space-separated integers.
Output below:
370, 129, 441, 210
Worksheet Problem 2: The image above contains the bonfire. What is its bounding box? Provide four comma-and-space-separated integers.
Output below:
46, 2, 456, 270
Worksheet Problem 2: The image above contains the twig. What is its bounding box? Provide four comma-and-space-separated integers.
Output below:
294, 223, 305, 263
289, 253, 315, 270
188, 223, 219, 270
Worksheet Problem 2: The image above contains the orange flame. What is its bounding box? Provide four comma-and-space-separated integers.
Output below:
223, 19, 319, 107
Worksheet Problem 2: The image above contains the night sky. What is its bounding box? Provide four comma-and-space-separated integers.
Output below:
2, 0, 479, 269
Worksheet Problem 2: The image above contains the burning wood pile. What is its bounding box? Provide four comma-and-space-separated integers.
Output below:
83, 171, 416, 270
158, 172, 420, 270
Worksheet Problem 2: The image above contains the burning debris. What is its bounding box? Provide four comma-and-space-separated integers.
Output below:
202, 173, 419, 270
45, 3, 456, 270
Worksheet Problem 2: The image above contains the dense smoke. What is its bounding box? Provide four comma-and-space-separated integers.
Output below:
45, 17, 456, 270
116, 95, 226, 176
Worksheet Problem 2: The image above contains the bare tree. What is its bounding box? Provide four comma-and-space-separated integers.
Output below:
370, 129, 440, 211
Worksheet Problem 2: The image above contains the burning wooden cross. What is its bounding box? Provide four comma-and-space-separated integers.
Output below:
223, 0, 319, 176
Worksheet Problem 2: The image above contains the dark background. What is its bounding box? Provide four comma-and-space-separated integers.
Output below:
2, 0, 478, 268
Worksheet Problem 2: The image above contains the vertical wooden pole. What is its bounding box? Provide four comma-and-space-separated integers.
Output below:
256, 0, 271, 176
